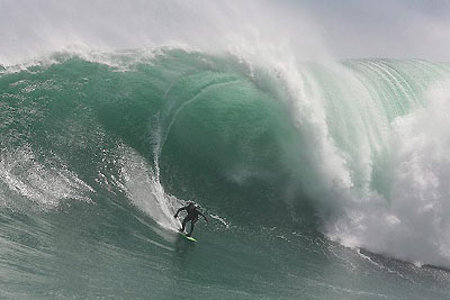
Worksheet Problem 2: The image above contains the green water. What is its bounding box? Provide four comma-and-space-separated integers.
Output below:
1, 49, 450, 299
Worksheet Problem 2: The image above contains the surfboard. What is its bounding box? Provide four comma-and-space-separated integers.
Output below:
179, 232, 197, 242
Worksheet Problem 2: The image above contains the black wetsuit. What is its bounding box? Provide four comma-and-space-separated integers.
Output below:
174, 204, 207, 237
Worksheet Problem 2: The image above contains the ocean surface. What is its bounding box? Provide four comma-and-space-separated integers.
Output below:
2, 49, 450, 299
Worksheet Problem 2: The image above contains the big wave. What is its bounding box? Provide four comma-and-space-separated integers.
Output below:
2, 49, 450, 269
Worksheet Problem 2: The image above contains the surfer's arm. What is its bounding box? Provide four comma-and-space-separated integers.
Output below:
174, 206, 187, 218
199, 211, 208, 222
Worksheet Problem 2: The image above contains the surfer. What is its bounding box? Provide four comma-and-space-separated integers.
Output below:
174, 202, 208, 237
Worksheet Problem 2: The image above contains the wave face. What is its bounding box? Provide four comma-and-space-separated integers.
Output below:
2, 50, 450, 299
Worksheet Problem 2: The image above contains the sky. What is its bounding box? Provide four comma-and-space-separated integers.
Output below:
297, 0, 450, 60
2, 0, 450, 63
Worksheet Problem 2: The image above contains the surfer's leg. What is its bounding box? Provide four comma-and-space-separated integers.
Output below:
180, 217, 189, 232
186, 218, 198, 237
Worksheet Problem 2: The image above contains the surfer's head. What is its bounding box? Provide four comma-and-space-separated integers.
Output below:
187, 202, 199, 209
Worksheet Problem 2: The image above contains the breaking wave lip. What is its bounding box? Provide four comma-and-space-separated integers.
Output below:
322, 79, 450, 270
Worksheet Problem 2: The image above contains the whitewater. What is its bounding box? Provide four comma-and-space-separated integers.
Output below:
2, 1, 450, 299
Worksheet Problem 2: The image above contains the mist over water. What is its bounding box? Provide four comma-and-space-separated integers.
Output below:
0, 0, 330, 66
2, 1, 450, 298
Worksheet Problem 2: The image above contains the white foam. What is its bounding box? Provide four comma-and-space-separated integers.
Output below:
117, 146, 181, 231
0, 146, 94, 208
326, 82, 450, 268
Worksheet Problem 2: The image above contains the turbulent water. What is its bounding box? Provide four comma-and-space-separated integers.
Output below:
2, 48, 450, 299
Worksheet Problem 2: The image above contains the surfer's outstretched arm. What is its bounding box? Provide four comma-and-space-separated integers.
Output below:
174, 206, 187, 218
199, 211, 208, 222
